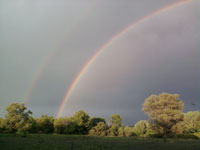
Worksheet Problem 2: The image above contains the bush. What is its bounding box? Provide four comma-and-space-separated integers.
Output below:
124, 126, 134, 137
37, 115, 54, 133
89, 122, 108, 136
133, 120, 154, 137
118, 127, 125, 137
108, 125, 119, 136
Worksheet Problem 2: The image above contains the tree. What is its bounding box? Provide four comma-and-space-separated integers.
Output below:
27, 117, 38, 133
110, 114, 122, 127
89, 122, 108, 136
54, 117, 76, 134
54, 117, 68, 134
0, 118, 6, 133
124, 126, 134, 137
133, 120, 153, 137
182, 111, 200, 133
4, 103, 32, 133
37, 115, 54, 133
108, 124, 119, 136
142, 93, 184, 137
88, 117, 106, 130
118, 127, 125, 137
71, 110, 90, 134
170, 122, 184, 135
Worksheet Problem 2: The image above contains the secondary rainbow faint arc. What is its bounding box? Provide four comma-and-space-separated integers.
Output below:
23, 0, 100, 105
56, 0, 193, 118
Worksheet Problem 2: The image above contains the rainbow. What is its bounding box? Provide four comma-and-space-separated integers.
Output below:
56, 0, 193, 118
23, 1, 100, 105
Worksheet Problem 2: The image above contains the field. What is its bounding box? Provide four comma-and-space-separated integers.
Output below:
0, 134, 200, 150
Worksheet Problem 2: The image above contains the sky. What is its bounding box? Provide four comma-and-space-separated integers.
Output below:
0, 0, 199, 125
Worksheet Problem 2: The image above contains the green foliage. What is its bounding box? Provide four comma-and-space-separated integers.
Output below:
124, 126, 134, 137
133, 120, 153, 137
37, 115, 54, 133
88, 117, 106, 130
118, 127, 125, 137
53, 117, 67, 134
0, 118, 6, 132
142, 93, 184, 137
27, 117, 38, 133
110, 114, 122, 126
4, 103, 32, 133
171, 122, 184, 135
1, 99, 199, 138
182, 111, 200, 133
108, 124, 119, 136
71, 110, 90, 134
89, 122, 108, 136
54, 117, 76, 134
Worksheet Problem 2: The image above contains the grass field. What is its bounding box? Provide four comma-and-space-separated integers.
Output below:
0, 134, 200, 150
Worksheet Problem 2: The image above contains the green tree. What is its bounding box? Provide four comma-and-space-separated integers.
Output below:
108, 124, 119, 136
4, 103, 32, 133
54, 117, 67, 134
88, 117, 106, 130
142, 93, 184, 137
71, 110, 90, 134
110, 114, 122, 127
54, 117, 76, 134
118, 127, 125, 137
89, 122, 108, 136
0, 118, 6, 133
171, 122, 184, 135
182, 111, 200, 133
27, 117, 38, 133
124, 126, 133, 137
133, 120, 153, 137
37, 115, 54, 133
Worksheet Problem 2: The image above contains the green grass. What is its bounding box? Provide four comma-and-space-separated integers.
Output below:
0, 133, 200, 150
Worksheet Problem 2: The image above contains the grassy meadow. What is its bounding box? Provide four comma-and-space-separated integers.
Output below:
0, 134, 200, 150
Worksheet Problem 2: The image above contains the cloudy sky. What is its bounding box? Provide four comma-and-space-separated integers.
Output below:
0, 0, 199, 125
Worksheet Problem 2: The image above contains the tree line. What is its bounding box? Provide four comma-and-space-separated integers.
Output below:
0, 93, 199, 138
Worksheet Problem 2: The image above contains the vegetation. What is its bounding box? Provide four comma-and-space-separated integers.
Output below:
0, 133, 200, 150
142, 93, 184, 137
0, 93, 199, 140
132, 120, 153, 137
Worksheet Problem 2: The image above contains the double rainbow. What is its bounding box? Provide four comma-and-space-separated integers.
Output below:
56, 0, 193, 118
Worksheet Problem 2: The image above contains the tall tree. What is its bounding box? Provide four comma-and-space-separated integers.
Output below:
142, 93, 184, 137
4, 103, 32, 133
72, 110, 90, 134
37, 115, 54, 133
110, 114, 122, 127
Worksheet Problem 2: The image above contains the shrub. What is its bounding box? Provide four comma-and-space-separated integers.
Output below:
118, 127, 125, 137
108, 125, 119, 136
133, 120, 153, 137
124, 126, 134, 137
89, 122, 107, 136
